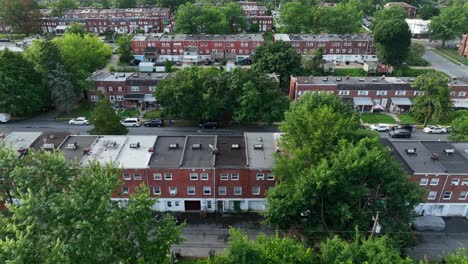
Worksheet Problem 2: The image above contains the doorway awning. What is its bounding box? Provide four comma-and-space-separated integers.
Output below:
55, 25, 68, 31
124, 94, 145, 101
144, 94, 156, 102
353, 97, 373, 106
452, 99, 468, 108
391, 97, 412, 106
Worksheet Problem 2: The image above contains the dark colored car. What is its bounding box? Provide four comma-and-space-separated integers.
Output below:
204, 58, 211, 65
144, 119, 165, 127
0, 38, 10, 42
174, 61, 182, 66
393, 124, 413, 131
389, 129, 411, 138
199, 121, 219, 129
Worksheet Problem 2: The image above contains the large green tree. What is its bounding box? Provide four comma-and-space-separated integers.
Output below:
88, 95, 128, 135
48, 63, 78, 114
66, 22, 86, 36
0, 49, 49, 116
373, 6, 407, 29
280, 1, 312, 33
222, 3, 247, 33
49, 0, 77, 17
321, 0, 362, 34
411, 72, 452, 127
449, 113, 468, 142
373, 18, 411, 66
252, 41, 302, 90
429, 1, 468, 47
117, 34, 133, 63
175, 3, 228, 34
0, 0, 41, 34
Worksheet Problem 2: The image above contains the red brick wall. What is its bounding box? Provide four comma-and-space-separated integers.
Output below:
410, 174, 468, 203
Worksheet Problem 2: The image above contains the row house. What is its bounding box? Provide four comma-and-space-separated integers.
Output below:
459, 34, 468, 58
32, 132, 278, 213
384, 139, 468, 217
131, 33, 264, 63
274, 34, 377, 62
87, 71, 170, 109
239, 2, 273, 32
289, 76, 468, 112
384, 2, 417, 18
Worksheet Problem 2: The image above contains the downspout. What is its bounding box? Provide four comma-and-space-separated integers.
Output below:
436, 174, 449, 207
213, 136, 217, 212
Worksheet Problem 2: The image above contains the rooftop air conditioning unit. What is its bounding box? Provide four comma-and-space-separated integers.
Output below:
107, 142, 117, 148
169, 143, 178, 149
231, 144, 240, 149
444, 149, 455, 154
42, 143, 55, 150
192, 144, 201, 150
359, 78, 365, 82
254, 144, 263, 150
66, 143, 78, 150
405, 148, 416, 155
130, 142, 140, 149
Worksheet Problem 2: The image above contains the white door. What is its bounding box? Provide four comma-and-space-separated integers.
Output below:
381, 98, 388, 108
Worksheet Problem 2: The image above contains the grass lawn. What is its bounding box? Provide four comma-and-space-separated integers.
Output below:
398, 113, 418, 124
263, 32, 273, 43
58, 101, 93, 119
116, 109, 139, 119
433, 48, 468, 66
360, 113, 396, 124
143, 108, 162, 119
0, 33, 27, 40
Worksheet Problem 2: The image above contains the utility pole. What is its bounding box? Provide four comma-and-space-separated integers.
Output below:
370, 212, 380, 239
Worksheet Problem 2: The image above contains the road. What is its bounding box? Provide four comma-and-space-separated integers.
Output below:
422, 49, 468, 78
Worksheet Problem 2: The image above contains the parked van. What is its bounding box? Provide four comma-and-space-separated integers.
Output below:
0, 113, 11, 123
121, 118, 141, 127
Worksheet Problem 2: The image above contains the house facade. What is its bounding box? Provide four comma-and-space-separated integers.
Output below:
459, 34, 468, 58
274, 34, 377, 62
87, 71, 170, 109
239, 2, 273, 32
289, 76, 468, 112
131, 33, 264, 63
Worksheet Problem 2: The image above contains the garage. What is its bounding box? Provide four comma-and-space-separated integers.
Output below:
446, 205, 467, 216
248, 201, 265, 211
184, 200, 201, 211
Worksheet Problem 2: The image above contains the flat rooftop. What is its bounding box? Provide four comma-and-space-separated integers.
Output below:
59, 135, 98, 164
181, 136, 216, 168
30, 132, 70, 151
149, 136, 186, 169
126, 72, 171, 86
115, 136, 157, 169
136, 33, 264, 42
88, 71, 132, 82
3, 132, 43, 153
81, 136, 127, 167
294, 76, 468, 87
215, 136, 247, 168
245, 133, 275, 169
275, 33, 373, 42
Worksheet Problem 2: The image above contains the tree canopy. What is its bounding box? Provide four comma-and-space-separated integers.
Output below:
373, 18, 411, 66
117, 34, 133, 63
89, 94, 128, 135
429, 1, 468, 47
0, 0, 41, 34
448, 112, 468, 142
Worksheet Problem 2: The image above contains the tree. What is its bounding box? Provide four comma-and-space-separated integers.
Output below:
411, 72, 452, 127
117, 35, 133, 63
373, 7, 407, 29
157, 0, 193, 11
373, 19, 411, 65
0, 49, 49, 116
164, 59, 173, 72
406, 43, 429, 66
66, 22, 86, 36
0, 144, 22, 204
303, 48, 324, 75
207, 228, 317, 264
428, 2, 468, 47
280, 2, 311, 33
221, 3, 247, 33
175, 3, 228, 34
448, 113, 468, 142
418, 3, 440, 20
252, 41, 302, 90
321, 1, 362, 34
48, 63, 78, 114
0, 0, 41, 34
88, 95, 128, 135
49, 0, 77, 17
24, 40, 64, 78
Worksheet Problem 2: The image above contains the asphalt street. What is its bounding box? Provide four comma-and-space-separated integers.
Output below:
422, 49, 468, 78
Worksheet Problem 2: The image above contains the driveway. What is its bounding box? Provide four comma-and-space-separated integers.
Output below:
423, 48, 468, 78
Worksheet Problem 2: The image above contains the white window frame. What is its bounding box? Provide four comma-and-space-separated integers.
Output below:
190, 173, 198, 181
122, 186, 129, 195
201, 173, 209, 180
234, 187, 242, 196
252, 186, 260, 195
267, 173, 275, 181
430, 178, 439, 185
420, 178, 428, 185
154, 173, 162, 180
451, 178, 460, 186
376, 90, 387, 96
458, 91, 466, 96
428, 191, 437, 200
164, 173, 172, 180
395, 91, 406, 96
338, 90, 350, 96
358, 90, 368, 96
256, 173, 264, 181
134, 173, 141, 180
462, 179, 468, 186
91, 95, 99, 102
218, 186, 227, 195
169, 186, 177, 195
153, 186, 161, 195
231, 173, 239, 181
459, 191, 468, 200
443, 191, 452, 200
220, 173, 228, 181
123, 173, 131, 181
131, 86, 140, 92
118, 86, 123, 92
108, 86, 113, 92
187, 186, 195, 195
203, 186, 211, 195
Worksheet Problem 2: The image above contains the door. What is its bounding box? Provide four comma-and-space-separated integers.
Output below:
217, 200, 224, 212
381, 98, 388, 108
184, 200, 201, 211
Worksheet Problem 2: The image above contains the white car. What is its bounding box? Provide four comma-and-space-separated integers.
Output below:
69, 117, 89, 125
0, 113, 11, 123
423, 126, 447, 134
121, 118, 141, 127
370, 124, 390, 132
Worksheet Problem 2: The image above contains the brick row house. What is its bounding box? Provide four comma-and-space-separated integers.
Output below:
274, 34, 377, 63
131, 33, 264, 63
87, 71, 170, 109
39, 8, 172, 34
239, 2, 273, 32
3, 132, 279, 213
459, 34, 468, 58
289, 76, 468, 112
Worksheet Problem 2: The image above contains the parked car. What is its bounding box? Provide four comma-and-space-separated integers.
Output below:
69, 117, 89, 125
0, 113, 11, 123
121, 118, 141, 127
204, 58, 211, 65
144, 119, 165, 127
238, 58, 252, 65
199, 121, 219, 129
0, 38, 10, 42
393, 124, 413, 131
174, 60, 182, 66
370, 124, 391, 132
423, 126, 448, 134
389, 129, 411, 138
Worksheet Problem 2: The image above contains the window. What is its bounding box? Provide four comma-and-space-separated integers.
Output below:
234, 187, 242, 196
108, 86, 113, 92
118, 86, 123, 92
338, 90, 350, 96
203, 186, 211, 195
414, 91, 421, 96
149, 86, 156, 92
443, 191, 452, 200
451, 178, 460, 185
428, 191, 437, 200
131, 86, 140, 92
169, 186, 177, 195
190, 173, 198, 181
358, 90, 369, 96
123, 173, 131, 180
376, 90, 387, 96
252, 186, 260, 195
458, 91, 467, 96
175, 201, 180, 206
420, 178, 428, 185
395, 91, 406, 96
256, 173, 264, 180
91, 95, 98, 101
220, 173, 228, 181
167, 201, 172, 207
201, 173, 209, 180
153, 186, 161, 195
154, 173, 162, 180
462, 179, 468, 186
207, 200, 212, 209
267, 173, 275, 181
116, 95, 124, 101
430, 178, 439, 185
329, 49, 333, 53
134, 173, 141, 180
218, 186, 227, 195
187, 186, 195, 195
164, 173, 172, 180
122, 186, 129, 195
231, 173, 239, 180
459, 191, 468, 200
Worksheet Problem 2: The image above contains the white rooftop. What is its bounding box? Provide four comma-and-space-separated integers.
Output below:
245, 132, 275, 169
2, 132, 42, 153
82, 136, 127, 166
115, 136, 157, 169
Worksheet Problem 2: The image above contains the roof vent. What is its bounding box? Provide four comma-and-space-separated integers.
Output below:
444, 148, 455, 154
359, 78, 365, 82
254, 144, 263, 150
66, 142, 78, 150
192, 143, 201, 150
372, 78, 378, 82
336, 77, 342, 81
119, 73, 126, 77
107, 142, 117, 148
431, 152, 439, 160
323, 77, 328, 82
409, 78, 415, 82
258, 137, 263, 142
83, 148, 92, 155
405, 148, 416, 155
169, 143, 179, 149
43, 143, 55, 150
231, 144, 240, 149
130, 142, 140, 148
